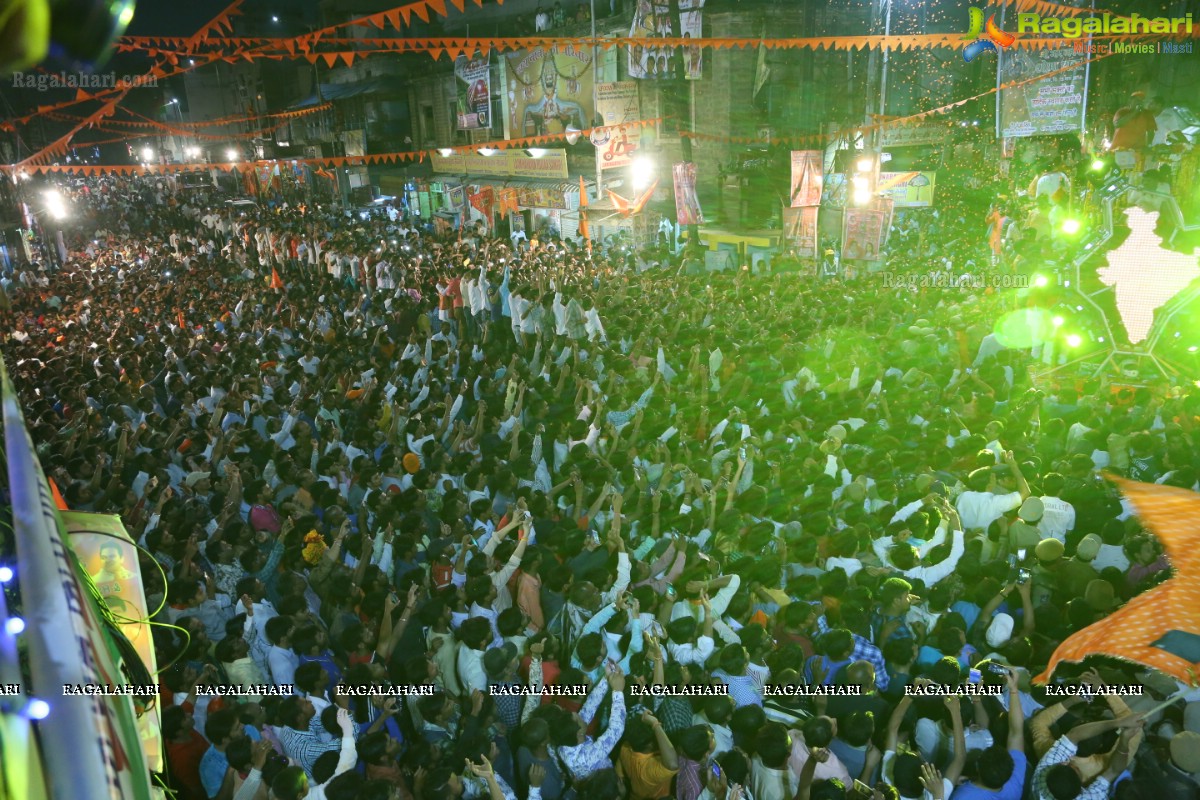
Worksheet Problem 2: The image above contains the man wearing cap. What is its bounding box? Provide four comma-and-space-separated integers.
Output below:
1030, 538, 1065, 608
1049, 530, 1094, 588
1136, 729, 1200, 799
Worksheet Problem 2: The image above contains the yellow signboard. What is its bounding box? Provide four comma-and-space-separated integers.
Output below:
878, 171, 937, 207
430, 150, 569, 180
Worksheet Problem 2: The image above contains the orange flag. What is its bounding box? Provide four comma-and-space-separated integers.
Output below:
1035, 475, 1200, 686
48, 477, 69, 511
270, 267, 284, 289
578, 175, 591, 254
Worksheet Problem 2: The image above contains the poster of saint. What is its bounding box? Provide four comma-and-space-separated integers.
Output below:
505, 46, 594, 139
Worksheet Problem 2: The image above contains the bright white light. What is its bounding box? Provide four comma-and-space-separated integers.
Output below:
26, 699, 49, 720
226, 149, 239, 162
1033, 274, 1049, 288
1061, 218, 1081, 235
856, 157, 874, 173
478, 148, 497, 156
1066, 334, 1083, 348
141, 147, 154, 161
272, 15, 279, 22
4, 618, 24, 635
1095, 207, 1200, 345
438, 148, 454, 157
185, 146, 201, 159
631, 156, 655, 190
1051, 315, 1064, 328
44, 190, 67, 220
0, 566, 12, 582
170, 98, 178, 104
852, 188, 872, 206
527, 148, 548, 158
1189, 346, 1199, 353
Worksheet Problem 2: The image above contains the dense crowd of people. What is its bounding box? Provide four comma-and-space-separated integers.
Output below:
3, 145, 1200, 800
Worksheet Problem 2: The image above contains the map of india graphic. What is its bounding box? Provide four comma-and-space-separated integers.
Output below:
1096, 208, 1200, 344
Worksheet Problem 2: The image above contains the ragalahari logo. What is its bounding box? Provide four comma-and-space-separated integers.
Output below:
962, 7, 1016, 62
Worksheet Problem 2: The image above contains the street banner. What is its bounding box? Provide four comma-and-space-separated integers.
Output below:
881, 121, 950, 148
455, 53, 493, 130
2, 358, 155, 800
842, 207, 887, 262
628, 0, 705, 80
783, 205, 819, 258
505, 46, 594, 139
431, 150, 569, 180
871, 195, 895, 253
998, 46, 1087, 138
790, 150, 823, 208
448, 185, 465, 209
63, 511, 163, 784
593, 82, 641, 170
673, 162, 704, 225
878, 171, 936, 207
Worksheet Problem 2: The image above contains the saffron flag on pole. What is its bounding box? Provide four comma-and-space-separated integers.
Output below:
578, 175, 591, 255
1035, 475, 1200, 686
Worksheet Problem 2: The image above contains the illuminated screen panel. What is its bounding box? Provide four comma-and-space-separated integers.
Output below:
1096, 208, 1200, 344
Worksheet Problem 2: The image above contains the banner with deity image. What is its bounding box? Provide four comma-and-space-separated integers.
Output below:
455, 53, 493, 130
790, 150, 823, 208
783, 205, 819, 258
628, 0, 705, 80
673, 162, 704, 225
505, 46, 594, 139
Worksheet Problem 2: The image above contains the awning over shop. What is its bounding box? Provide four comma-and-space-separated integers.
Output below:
289, 78, 392, 109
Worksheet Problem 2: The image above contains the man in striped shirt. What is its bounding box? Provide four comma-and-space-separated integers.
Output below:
275, 697, 349, 779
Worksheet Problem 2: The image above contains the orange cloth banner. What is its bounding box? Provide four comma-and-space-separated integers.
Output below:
1035, 476, 1200, 685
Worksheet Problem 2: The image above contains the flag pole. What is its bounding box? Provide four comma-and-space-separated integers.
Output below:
1137, 689, 1190, 718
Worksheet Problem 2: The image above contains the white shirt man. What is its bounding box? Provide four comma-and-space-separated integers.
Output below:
1038, 495, 1076, 542
956, 490, 1022, 532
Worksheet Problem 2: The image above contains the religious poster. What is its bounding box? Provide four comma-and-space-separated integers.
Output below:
842, 207, 887, 262
628, 0, 705, 80
447, 185, 465, 208
998, 46, 1087, 138
783, 205, 819, 258
673, 162, 704, 225
455, 53, 492, 130
593, 81, 642, 170
790, 150, 823, 208
504, 46, 594, 139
